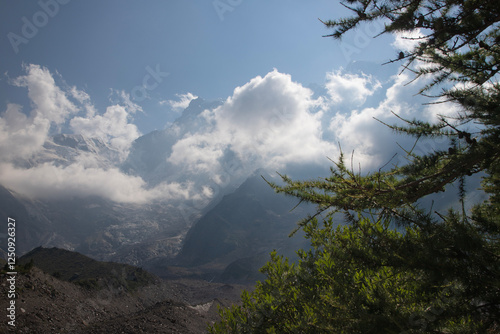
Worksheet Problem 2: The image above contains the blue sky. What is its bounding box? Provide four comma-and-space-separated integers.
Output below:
1, 0, 395, 133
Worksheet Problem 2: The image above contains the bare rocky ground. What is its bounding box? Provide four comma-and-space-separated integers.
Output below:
0, 267, 249, 333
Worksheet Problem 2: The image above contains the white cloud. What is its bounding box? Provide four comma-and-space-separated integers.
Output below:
0, 64, 194, 204
168, 70, 335, 176
165, 68, 434, 179
0, 59, 460, 205
161, 92, 198, 112
4, 66, 143, 160
70, 104, 141, 158
12, 64, 78, 124
0, 103, 50, 161
0, 162, 196, 204
326, 69, 454, 170
325, 69, 381, 106
0, 64, 77, 161
392, 29, 425, 53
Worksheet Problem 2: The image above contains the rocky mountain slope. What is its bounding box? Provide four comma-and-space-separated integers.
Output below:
0, 184, 189, 266
0, 97, 319, 286
18, 247, 158, 291
0, 248, 247, 333
155, 170, 313, 283
122, 97, 225, 186
0, 98, 244, 268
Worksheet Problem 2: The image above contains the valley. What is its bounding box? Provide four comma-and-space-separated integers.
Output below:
0, 249, 248, 333
0, 97, 318, 332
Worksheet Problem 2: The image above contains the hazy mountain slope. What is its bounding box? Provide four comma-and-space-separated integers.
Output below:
0, 185, 50, 255
0, 97, 318, 276
121, 97, 224, 185
17, 133, 122, 169
171, 170, 312, 282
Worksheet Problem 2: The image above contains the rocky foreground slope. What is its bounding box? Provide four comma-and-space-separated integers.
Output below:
0, 250, 247, 333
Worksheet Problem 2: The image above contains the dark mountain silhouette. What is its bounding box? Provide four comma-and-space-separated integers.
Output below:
167, 170, 313, 283
18, 246, 158, 291
0, 185, 47, 255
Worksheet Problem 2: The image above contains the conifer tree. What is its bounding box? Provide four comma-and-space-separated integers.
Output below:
210, 0, 500, 332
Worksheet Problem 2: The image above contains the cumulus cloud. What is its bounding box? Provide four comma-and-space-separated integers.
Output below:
0, 54, 460, 205
164, 67, 450, 184
327, 70, 453, 170
0, 103, 51, 161
70, 104, 141, 157
168, 70, 335, 178
0, 64, 195, 204
0, 162, 196, 204
161, 92, 198, 112
325, 69, 381, 106
1, 64, 142, 160
0, 65, 79, 161
12, 64, 78, 124
392, 29, 426, 53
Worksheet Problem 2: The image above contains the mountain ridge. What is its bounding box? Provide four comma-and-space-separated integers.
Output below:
163, 170, 312, 283
0, 97, 316, 283
18, 246, 158, 291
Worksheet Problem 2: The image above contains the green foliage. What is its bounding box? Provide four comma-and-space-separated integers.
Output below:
210, 0, 500, 332
211, 215, 499, 333
322, 0, 500, 91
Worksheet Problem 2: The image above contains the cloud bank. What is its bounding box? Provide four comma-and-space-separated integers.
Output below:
0, 64, 77, 161
165, 65, 450, 183
0, 65, 198, 203
168, 70, 334, 179
0, 54, 458, 204
0, 162, 194, 203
